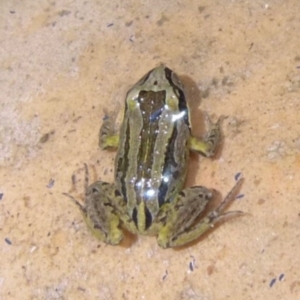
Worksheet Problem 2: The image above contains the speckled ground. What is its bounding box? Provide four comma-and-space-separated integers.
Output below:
1, 1, 300, 299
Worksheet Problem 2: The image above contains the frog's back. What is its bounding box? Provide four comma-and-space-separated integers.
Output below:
115, 66, 191, 215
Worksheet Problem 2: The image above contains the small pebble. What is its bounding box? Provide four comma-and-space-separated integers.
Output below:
235, 172, 242, 181
269, 278, 276, 288
162, 270, 168, 281
47, 179, 55, 188
279, 273, 285, 281
5, 238, 12, 245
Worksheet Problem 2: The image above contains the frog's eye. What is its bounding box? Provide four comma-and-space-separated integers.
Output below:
164, 67, 184, 90
171, 73, 183, 90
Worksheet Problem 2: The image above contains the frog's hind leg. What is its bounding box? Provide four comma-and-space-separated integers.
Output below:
63, 164, 124, 245
83, 181, 125, 245
157, 178, 244, 248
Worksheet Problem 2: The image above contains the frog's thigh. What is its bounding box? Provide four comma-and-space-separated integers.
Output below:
188, 116, 222, 157
84, 181, 124, 245
157, 186, 213, 248
99, 116, 119, 149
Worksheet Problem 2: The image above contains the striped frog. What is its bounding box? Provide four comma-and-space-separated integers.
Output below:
65, 65, 243, 248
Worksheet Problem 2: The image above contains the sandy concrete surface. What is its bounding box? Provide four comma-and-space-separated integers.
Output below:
0, 1, 300, 299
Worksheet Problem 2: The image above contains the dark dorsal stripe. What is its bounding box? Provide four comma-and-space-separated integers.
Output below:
164, 67, 190, 128
144, 205, 152, 230
118, 117, 130, 204
132, 205, 152, 231
157, 125, 178, 207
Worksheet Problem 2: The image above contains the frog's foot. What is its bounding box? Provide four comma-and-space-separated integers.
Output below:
63, 164, 124, 245
156, 178, 244, 248
206, 177, 244, 225
188, 115, 224, 157
99, 112, 119, 150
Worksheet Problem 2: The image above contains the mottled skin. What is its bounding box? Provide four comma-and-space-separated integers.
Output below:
64, 66, 243, 248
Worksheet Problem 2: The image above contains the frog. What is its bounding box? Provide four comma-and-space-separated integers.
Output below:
64, 65, 243, 248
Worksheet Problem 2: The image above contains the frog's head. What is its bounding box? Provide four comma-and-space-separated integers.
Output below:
126, 65, 187, 112
135, 65, 184, 92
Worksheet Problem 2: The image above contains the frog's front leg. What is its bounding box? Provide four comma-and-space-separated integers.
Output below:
64, 164, 126, 245
156, 178, 244, 248
99, 114, 119, 150
188, 115, 223, 157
